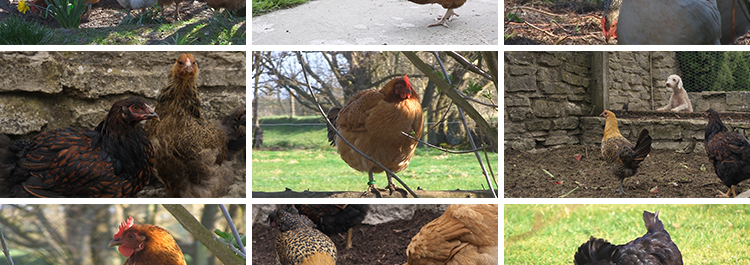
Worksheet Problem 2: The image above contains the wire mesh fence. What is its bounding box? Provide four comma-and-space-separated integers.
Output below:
676, 51, 750, 92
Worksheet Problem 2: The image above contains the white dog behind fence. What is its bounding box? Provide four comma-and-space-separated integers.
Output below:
658, 74, 693, 113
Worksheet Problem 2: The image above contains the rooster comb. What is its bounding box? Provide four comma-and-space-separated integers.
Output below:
403, 74, 410, 85
114, 217, 134, 238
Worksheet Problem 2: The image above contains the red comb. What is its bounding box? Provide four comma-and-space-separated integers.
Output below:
114, 217, 134, 238
403, 74, 410, 85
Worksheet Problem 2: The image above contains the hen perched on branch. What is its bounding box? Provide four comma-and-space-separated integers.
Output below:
404, 204, 498, 265
109, 216, 187, 265
574, 211, 683, 265
327, 75, 423, 198
600, 110, 652, 194
295, 204, 370, 249
269, 205, 337, 265
407, 0, 466, 28
0, 97, 158, 198
704, 109, 750, 197
146, 53, 233, 198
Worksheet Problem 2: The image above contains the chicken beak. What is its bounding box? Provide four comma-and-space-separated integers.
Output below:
108, 238, 121, 248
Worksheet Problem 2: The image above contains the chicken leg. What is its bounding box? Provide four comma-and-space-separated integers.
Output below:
428, 8, 458, 28
716, 185, 736, 198
615, 178, 626, 195
345, 227, 353, 249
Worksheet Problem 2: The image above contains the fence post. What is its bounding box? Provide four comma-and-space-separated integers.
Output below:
591, 51, 609, 115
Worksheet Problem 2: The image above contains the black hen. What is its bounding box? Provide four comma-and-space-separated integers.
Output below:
574, 211, 683, 265
217, 106, 246, 160
704, 108, 750, 197
0, 97, 158, 198
296, 204, 370, 249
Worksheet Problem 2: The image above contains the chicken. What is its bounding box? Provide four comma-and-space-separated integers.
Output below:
704, 109, 750, 197
0, 97, 158, 198
600, 110, 652, 194
158, 0, 185, 20
602, 0, 721, 44
217, 106, 246, 161
295, 204, 370, 249
115, 0, 158, 18
601, 0, 620, 43
108, 216, 187, 265
574, 211, 683, 265
403, 204, 498, 265
657, 75, 693, 113
716, 0, 750, 44
269, 205, 337, 265
145, 53, 232, 198
327, 75, 423, 198
407, 0, 467, 28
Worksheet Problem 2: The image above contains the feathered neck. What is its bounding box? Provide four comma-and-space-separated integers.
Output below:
127, 224, 186, 265
93, 110, 152, 182
705, 113, 728, 141
157, 71, 202, 119
603, 113, 622, 140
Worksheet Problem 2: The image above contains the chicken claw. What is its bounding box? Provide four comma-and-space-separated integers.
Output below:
428, 8, 458, 28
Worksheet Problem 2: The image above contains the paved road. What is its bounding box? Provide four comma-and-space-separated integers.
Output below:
252, 0, 499, 45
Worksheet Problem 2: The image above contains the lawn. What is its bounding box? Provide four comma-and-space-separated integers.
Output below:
504, 204, 750, 264
251, 116, 499, 192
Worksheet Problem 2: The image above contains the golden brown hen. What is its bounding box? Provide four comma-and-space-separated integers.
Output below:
109, 216, 187, 265
146, 53, 232, 198
407, 0, 467, 28
404, 204, 498, 265
327, 75, 423, 198
600, 110, 652, 195
269, 205, 337, 265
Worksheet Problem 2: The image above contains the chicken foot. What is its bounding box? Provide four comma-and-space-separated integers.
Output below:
716, 185, 736, 198
429, 8, 458, 28
360, 170, 408, 198
615, 178, 626, 195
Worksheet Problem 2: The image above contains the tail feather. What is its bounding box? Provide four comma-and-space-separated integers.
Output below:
574, 236, 619, 265
326, 107, 340, 146
643, 210, 665, 234
0, 134, 32, 197
632, 129, 652, 162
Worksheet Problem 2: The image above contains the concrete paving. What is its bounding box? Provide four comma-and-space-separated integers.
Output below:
252, 0, 499, 45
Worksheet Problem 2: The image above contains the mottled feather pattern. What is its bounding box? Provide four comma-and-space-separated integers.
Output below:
600, 110, 652, 193
273, 205, 337, 265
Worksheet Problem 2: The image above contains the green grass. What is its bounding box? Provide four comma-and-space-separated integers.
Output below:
0, 15, 53, 44
252, 0, 312, 16
252, 115, 498, 192
505, 204, 750, 264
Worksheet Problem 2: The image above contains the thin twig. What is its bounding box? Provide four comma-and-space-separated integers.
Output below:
400, 132, 484, 154
559, 187, 579, 198
513, 6, 565, 17
296, 52, 419, 198
219, 205, 245, 255
524, 21, 556, 37
0, 226, 13, 265
432, 52, 497, 198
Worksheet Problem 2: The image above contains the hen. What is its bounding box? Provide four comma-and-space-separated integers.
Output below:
407, 0, 466, 28
327, 75, 423, 198
574, 211, 683, 265
109, 216, 187, 265
206, 0, 246, 14
146, 53, 232, 198
716, 0, 750, 44
404, 204, 498, 265
269, 205, 337, 265
158, 0, 185, 20
115, 0, 158, 18
218, 106, 246, 161
704, 109, 750, 197
600, 110, 652, 194
0, 97, 158, 198
295, 204, 370, 249
602, 0, 721, 44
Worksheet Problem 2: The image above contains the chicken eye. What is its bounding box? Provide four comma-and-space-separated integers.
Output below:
133, 106, 140, 110
128, 234, 135, 239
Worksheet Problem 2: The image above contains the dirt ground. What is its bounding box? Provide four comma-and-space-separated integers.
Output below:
504, 145, 750, 198
252, 209, 442, 265
504, 0, 750, 45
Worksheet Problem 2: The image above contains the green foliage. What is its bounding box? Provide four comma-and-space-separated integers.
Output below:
253, 0, 311, 16
505, 11, 522, 23
44, 0, 88, 29
214, 229, 246, 254
118, 6, 164, 25
505, 204, 750, 264
677, 51, 750, 92
0, 15, 53, 45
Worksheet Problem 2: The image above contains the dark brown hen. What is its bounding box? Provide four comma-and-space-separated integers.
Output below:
407, 0, 467, 27
574, 211, 683, 265
146, 53, 232, 198
704, 108, 750, 197
295, 204, 370, 249
0, 97, 158, 198
269, 205, 337, 265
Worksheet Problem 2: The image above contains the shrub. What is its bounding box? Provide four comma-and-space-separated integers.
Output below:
45, 0, 88, 29
0, 15, 53, 44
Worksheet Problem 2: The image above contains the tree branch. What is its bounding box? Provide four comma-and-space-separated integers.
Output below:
162, 205, 245, 265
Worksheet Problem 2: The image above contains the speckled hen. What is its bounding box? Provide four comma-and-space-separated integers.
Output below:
600, 110, 652, 194
269, 205, 337, 265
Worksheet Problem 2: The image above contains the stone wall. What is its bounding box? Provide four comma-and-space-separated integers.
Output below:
504, 51, 594, 150
606, 51, 680, 111
0, 51, 246, 137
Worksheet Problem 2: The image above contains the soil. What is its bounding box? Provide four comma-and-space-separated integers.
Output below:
504, 0, 750, 45
504, 145, 750, 198
252, 209, 443, 265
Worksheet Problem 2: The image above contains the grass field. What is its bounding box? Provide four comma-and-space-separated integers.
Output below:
251, 116, 499, 192
505, 204, 750, 264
